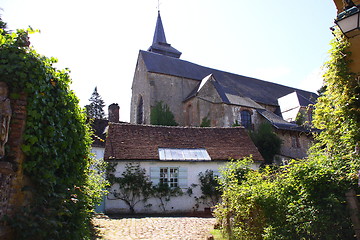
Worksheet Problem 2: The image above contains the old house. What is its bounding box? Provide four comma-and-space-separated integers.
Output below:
104, 123, 263, 213
130, 11, 318, 161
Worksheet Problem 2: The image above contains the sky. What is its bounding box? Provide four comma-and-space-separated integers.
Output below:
1, 0, 337, 122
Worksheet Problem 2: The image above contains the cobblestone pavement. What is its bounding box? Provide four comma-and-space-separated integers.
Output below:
92, 215, 216, 240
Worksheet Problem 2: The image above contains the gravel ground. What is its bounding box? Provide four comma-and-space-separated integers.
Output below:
92, 214, 216, 240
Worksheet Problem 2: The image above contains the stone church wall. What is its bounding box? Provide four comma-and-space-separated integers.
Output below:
130, 55, 199, 125
130, 56, 151, 124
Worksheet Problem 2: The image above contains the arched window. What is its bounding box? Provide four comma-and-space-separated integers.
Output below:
136, 96, 143, 124
241, 110, 252, 129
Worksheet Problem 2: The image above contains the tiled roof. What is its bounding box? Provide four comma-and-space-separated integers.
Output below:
140, 50, 318, 107
104, 123, 263, 162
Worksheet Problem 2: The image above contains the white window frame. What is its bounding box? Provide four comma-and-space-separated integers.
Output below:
160, 167, 179, 188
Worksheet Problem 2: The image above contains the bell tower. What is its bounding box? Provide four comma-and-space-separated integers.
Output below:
148, 11, 182, 58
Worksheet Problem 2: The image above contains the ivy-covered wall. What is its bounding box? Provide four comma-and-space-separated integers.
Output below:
0, 27, 106, 239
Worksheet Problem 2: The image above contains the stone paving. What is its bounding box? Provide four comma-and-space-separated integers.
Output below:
92, 215, 216, 240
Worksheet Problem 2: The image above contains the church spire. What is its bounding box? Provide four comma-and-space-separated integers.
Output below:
148, 11, 182, 58
152, 11, 167, 45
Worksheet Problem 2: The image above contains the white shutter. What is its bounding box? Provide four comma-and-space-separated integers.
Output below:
178, 167, 188, 188
150, 167, 160, 185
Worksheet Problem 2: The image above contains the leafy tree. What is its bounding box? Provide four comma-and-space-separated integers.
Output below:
85, 87, 106, 119
107, 163, 152, 214
196, 170, 222, 207
150, 101, 178, 126
200, 116, 211, 127
0, 26, 106, 239
250, 122, 282, 164
152, 183, 183, 212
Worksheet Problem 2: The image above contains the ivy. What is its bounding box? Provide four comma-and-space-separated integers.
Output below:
0, 27, 106, 239
312, 30, 360, 161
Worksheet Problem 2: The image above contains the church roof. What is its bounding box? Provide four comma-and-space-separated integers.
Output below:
140, 50, 318, 107
104, 123, 264, 162
148, 12, 182, 58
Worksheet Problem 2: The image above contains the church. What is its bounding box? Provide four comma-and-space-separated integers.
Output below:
130, 11, 318, 161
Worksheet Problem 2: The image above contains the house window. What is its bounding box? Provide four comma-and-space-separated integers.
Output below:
160, 167, 179, 187
241, 110, 252, 129
136, 96, 143, 124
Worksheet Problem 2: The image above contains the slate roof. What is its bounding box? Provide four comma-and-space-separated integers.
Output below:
257, 109, 319, 133
147, 12, 182, 58
140, 50, 318, 107
104, 123, 264, 162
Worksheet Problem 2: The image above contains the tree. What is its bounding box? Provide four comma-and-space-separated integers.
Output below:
107, 163, 152, 214
196, 170, 222, 207
152, 183, 183, 212
250, 122, 282, 164
85, 87, 106, 119
150, 101, 178, 126
200, 116, 211, 127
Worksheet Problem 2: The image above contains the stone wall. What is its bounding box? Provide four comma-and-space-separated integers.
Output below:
0, 93, 28, 240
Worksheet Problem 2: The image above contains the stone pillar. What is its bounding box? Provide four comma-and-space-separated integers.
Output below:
108, 103, 120, 123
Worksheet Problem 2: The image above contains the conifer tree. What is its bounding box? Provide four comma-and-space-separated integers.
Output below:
85, 87, 106, 119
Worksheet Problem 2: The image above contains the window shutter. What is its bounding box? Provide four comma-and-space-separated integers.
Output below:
150, 167, 160, 185
213, 170, 220, 176
178, 167, 188, 188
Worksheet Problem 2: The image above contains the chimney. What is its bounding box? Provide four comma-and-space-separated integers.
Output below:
108, 103, 120, 123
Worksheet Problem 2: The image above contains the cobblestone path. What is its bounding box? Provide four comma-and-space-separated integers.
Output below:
92, 215, 216, 240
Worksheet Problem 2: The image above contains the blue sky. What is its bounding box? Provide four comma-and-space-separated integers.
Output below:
1, 0, 337, 121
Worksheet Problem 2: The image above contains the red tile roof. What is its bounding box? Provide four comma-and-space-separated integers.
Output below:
104, 123, 263, 162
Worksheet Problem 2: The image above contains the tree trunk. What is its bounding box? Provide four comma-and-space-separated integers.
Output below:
346, 189, 360, 240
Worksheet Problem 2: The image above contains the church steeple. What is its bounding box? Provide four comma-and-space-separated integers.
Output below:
148, 11, 182, 58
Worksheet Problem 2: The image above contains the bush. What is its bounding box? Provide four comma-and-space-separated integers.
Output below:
214, 157, 354, 240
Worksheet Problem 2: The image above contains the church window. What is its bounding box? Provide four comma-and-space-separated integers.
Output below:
136, 96, 144, 124
241, 110, 252, 129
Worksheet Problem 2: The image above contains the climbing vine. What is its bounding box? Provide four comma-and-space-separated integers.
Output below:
0, 27, 106, 239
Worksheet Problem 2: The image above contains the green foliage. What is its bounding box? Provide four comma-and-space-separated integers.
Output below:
85, 87, 106, 120
150, 101, 178, 126
196, 170, 222, 207
232, 120, 241, 127
214, 157, 354, 240
200, 116, 211, 127
214, 30, 360, 240
107, 163, 153, 213
312, 30, 360, 161
0, 27, 106, 239
152, 183, 183, 212
295, 110, 305, 126
250, 122, 282, 164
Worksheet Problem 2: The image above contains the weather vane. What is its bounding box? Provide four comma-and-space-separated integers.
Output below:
157, 0, 162, 11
